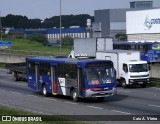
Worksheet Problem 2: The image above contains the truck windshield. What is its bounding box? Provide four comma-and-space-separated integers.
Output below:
129, 64, 149, 72
85, 68, 114, 85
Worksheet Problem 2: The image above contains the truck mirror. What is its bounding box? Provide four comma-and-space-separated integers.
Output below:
149, 65, 151, 70
123, 65, 128, 73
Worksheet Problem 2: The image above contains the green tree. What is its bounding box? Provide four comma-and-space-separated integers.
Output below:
27, 33, 48, 45
57, 36, 73, 46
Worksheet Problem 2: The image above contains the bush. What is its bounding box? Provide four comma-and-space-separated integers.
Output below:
26, 33, 48, 45
57, 36, 73, 46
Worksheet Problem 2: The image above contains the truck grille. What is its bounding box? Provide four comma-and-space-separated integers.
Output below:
130, 74, 149, 78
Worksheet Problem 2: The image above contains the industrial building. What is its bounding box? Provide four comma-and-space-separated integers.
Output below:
126, 8, 160, 41
9, 27, 88, 45
92, 0, 154, 40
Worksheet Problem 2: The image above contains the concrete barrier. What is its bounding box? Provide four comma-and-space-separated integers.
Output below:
0, 53, 29, 63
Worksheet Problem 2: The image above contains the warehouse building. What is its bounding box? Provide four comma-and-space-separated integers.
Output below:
9, 27, 88, 45
92, 0, 154, 40
126, 8, 160, 41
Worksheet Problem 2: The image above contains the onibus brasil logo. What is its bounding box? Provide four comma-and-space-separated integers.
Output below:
144, 15, 160, 30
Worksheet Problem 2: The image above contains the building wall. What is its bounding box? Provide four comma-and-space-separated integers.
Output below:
94, 9, 133, 39
128, 33, 160, 41
130, 0, 153, 9
94, 9, 110, 37
127, 8, 160, 41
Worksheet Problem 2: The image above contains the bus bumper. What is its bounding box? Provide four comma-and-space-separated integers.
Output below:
85, 87, 117, 98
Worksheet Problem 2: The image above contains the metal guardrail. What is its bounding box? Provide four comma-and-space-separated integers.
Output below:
0, 49, 68, 57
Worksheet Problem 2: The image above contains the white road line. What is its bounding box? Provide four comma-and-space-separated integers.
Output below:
0, 81, 27, 86
0, 89, 7, 92
150, 87, 160, 90
112, 110, 131, 115
87, 106, 103, 110
65, 101, 77, 105
148, 104, 160, 108
118, 90, 131, 93
44, 97, 57, 101
9, 91, 22, 95
27, 94, 39, 98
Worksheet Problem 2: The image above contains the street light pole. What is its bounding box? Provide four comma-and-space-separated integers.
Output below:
60, 0, 62, 54
0, 11, 2, 41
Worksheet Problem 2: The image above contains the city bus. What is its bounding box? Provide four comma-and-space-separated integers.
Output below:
26, 57, 117, 101
113, 41, 160, 62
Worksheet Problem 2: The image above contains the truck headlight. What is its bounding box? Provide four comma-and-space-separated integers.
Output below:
130, 80, 134, 83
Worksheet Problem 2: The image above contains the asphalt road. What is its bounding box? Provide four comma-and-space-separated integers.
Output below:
0, 68, 160, 123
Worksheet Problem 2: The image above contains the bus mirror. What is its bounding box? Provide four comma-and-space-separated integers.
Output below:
114, 68, 116, 76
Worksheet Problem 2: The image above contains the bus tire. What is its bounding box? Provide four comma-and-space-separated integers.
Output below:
71, 89, 78, 102
42, 84, 48, 97
121, 79, 127, 88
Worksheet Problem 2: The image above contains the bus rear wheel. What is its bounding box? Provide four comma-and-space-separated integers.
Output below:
71, 89, 78, 102
42, 84, 48, 97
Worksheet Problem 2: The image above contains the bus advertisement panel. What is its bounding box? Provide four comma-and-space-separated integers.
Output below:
113, 42, 160, 62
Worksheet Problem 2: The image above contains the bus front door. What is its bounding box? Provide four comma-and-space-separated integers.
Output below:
78, 68, 83, 96
51, 66, 57, 95
35, 64, 40, 91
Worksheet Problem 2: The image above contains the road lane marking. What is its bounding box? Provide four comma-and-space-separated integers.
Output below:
118, 90, 131, 93
65, 101, 77, 105
27, 94, 39, 98
0, 80, 27, 86
112, 110, 131, 115
0, 89, 7, 92
148, 104, 160, 108
87, 106, 103, 110
44, 97, 57, 101
9, 91, 22, 95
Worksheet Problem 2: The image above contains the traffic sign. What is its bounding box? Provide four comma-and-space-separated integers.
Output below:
0, 41, 12, 46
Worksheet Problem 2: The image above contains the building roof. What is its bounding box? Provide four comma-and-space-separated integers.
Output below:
8, 27, 87, 34
47, 27, 86, 34
9, 29, 25, 34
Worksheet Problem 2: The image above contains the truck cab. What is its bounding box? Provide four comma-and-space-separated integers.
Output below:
120, 60, 150, 88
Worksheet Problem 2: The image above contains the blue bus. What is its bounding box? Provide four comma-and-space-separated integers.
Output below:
113, 42, 160, 63
26, 57, 117, 101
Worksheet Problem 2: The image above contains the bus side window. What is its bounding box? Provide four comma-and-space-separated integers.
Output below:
144, 45, 149, 53
28, 62, 35, 74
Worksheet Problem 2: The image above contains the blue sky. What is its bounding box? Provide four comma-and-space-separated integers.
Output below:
0, 0, 160, 19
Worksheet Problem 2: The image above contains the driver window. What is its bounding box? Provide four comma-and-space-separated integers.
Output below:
123, 64, 128, 73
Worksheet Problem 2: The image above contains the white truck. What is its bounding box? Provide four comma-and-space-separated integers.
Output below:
68, 37, 113, 58
96, 50, 150, 88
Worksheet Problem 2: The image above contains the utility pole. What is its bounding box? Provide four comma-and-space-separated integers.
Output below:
0, 11, 2, 41
59, 0, 62, 54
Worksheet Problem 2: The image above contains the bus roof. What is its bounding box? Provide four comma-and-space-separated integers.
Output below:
26, 56, 113, 66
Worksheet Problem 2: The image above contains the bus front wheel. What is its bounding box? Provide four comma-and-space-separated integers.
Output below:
42, 84, 48, 97
71, 89, 78, 102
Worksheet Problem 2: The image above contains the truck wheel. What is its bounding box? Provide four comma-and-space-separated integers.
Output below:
71, 89, 78, 102
42, 85, 48, 97
121, 80, 127, 88
13, 73, 19, 81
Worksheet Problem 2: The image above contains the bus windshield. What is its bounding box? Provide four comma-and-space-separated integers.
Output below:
85, 67, 114, 85
129, 64, 149, 72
